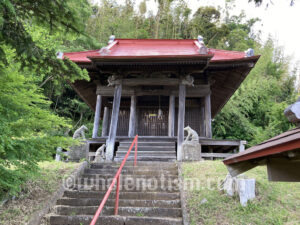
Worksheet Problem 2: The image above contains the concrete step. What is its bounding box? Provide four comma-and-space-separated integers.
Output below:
54, 205, 182, 217
114, 156, 176, 162
57, 198, 181, 208
63, 191, 180, 200
48, 214, 183, 225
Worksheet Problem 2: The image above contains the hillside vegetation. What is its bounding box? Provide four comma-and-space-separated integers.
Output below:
182, 161, 300, 225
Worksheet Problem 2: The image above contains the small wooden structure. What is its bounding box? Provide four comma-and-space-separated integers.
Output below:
224, 98, 300, 182
63, 38, 260, 161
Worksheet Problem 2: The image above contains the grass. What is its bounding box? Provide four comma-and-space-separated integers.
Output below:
0, 161, 80, 225
182, 161, 300, 225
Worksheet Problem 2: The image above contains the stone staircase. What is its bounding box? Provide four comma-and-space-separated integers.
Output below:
46, 162, 183, 225
115, 139, 176, 162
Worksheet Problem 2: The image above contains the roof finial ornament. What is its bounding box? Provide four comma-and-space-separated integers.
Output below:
197, 35, 208, 55
108, 35, 115, 44
99, 35, 116, 55
245, 48, 254, 57
284, 97, 300, 126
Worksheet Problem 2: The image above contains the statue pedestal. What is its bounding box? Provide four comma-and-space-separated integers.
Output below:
68, 141, 88, 162
182, 142, 202, 161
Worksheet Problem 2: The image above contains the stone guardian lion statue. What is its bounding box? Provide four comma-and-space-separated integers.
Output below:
184, 126, 199, 143
94, 144, 106, 163
73, 125, 88, 139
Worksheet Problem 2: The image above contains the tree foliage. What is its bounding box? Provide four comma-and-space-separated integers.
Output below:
0, 47, 78, 196
0, 0, 91, 197
213, 40, 297, 145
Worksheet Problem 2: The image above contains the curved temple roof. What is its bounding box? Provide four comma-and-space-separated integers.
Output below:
63, 39, 260, 117
63, 39, 251, 63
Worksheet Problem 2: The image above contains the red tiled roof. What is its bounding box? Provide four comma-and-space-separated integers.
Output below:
223, 127, 300, 165
63, 39, 248, 63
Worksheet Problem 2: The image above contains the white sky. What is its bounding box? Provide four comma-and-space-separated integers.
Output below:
93, 0, 300, 69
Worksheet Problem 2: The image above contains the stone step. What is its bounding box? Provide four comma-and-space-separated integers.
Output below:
120, 142, 175, 147
80, 173, 178, 180
115, 154, 176, 159
72, 183, 179, 192
90, 162, 177, 166
75, 177, 178, 190
48, 214, 183, 225
84, 168, 177, 174
116, 151, 176, 155
120, 137, 175, 142
83, 169, 177, 176
114, 156, 176, 162
57, 198, 181, 208
54, 205, 182, 217
90, 163, 177, 170
63, 191, 180, 200
118, 146, 175, 151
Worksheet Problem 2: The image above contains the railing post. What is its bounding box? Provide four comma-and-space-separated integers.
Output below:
114, 176, 120, 215
134, 137, 138, 166
90, 135, 138, 225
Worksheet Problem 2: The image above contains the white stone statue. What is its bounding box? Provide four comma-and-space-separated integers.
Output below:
73, 125, 88, 139
94, 144, 106, 163
184, 126, 199, 143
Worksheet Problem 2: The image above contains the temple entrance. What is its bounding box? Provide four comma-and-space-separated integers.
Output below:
137, 96, 169, 136
138, 107, 168, 136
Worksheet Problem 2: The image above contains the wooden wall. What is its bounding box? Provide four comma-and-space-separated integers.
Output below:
105, 97, 203, 136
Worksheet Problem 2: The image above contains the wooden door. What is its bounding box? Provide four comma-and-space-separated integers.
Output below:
138, 107, 168, 136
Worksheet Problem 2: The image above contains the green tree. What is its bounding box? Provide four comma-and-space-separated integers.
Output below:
0, 0, 92, 197
0, 47, 77, 196
213, 40, 297, 145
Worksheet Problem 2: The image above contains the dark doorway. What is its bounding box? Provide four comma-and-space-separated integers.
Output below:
137, 96, 169, 136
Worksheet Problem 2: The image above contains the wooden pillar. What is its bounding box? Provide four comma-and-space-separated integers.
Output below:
101, 106, 109, 137
177, 84, 186, 161
92, 95, 102, 138
205, 93, 212, 138
200, 97, 205, 137
106, 84, 122, 161
168, 95, 175, 137
128, 95, 137, 137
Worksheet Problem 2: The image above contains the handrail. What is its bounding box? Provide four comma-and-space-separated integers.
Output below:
90, 135, 138, 225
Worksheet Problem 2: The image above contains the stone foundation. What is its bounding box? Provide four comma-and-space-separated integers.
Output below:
182, 142, 202, 161
68, 142, 88, 161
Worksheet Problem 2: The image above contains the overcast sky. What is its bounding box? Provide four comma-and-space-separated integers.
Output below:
93, 0, 300, 69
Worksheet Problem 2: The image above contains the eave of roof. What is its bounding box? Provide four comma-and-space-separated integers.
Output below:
63, 39, 255, 64
223, 127, 300, 165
